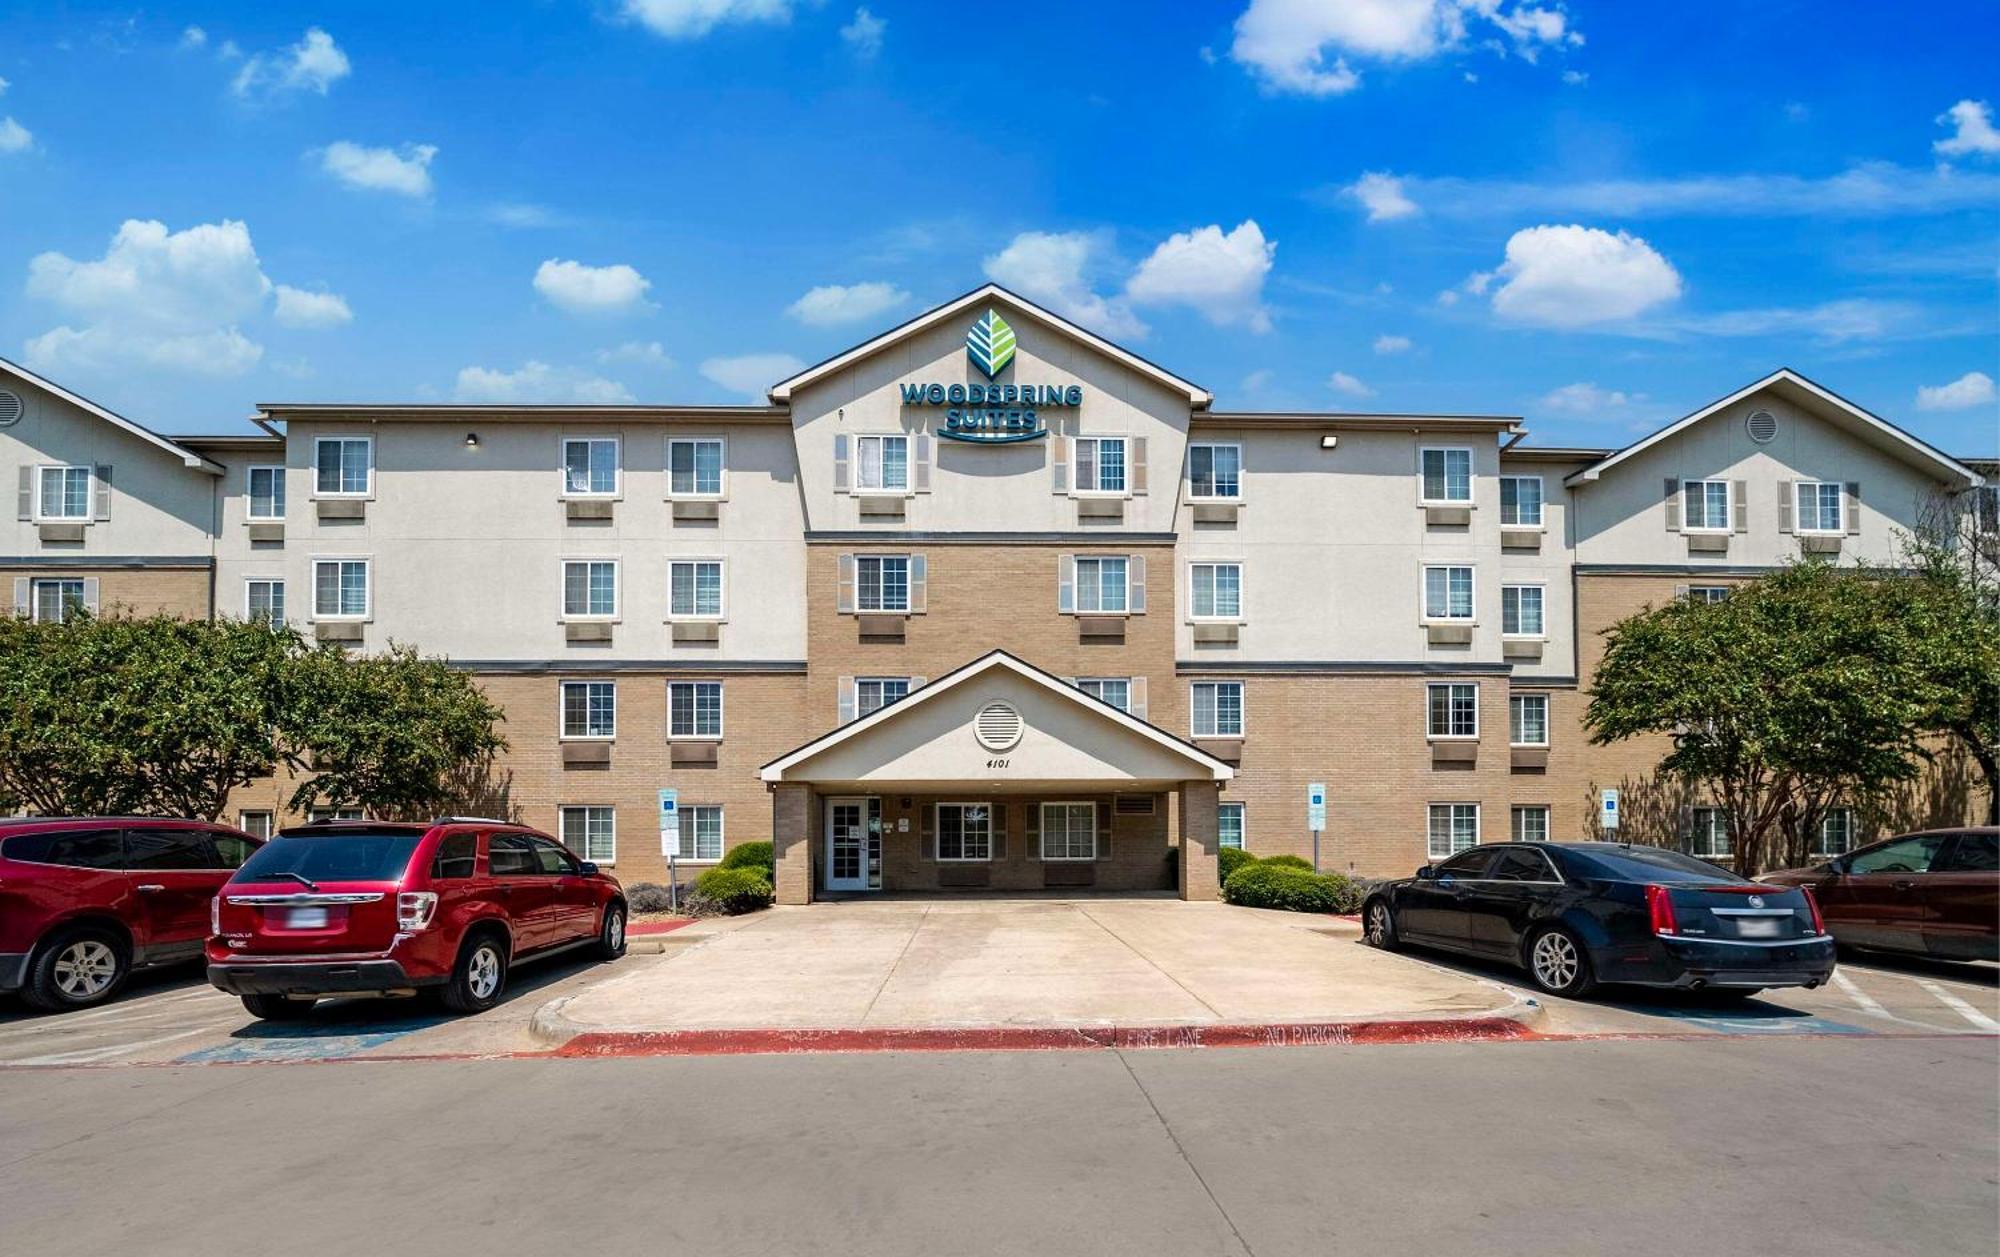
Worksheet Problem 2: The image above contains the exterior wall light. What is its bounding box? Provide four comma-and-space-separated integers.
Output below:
1320, 435, 1339, 449
464, 433, 480, 448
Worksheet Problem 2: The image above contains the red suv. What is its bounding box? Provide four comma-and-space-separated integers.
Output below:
207, 818, 627, 1020
0, 817, 262, 1011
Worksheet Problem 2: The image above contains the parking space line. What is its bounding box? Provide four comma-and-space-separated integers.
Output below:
1831, 972, 1889, 1018
11, 1027, 219, 1067
1915, 980, 2000, 1032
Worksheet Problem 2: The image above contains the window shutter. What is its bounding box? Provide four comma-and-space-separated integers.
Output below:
836, 553, 855, 614
82, 577, 100, 613
1663, 478, 1680, 532
919, 805, 935, 861
832, 434, 850, 493
1845, 482, 1861, 535
16, 467, 31, 521
1129, 676, 1148, 722
1051, 434, 1068, 494
837, 676, 856, 725
1777, 480, 1794, 533
1096, 800, 1113, 861
913, 434, 932, 493
1732, 481, 1748, 533
11, 577, 28, 617
1057, 554, 1075, 614
93, 466, 111, 521
908, 554, 928, 613
991, 804, 1008, 860
1025, 804, 1040, 860
1130, 437, 1149, 495
1128, 555, 1147, 614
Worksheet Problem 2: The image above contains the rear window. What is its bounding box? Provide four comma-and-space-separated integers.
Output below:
233, 832, 425, 884
1561, 845, 1744, 885
3, 828, 124, 869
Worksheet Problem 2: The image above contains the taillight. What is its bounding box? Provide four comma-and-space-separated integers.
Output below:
1802, 886, 1825, 936
397, 892, 439, 931
1646, 884, 1678, 935
210, 895, 221, 936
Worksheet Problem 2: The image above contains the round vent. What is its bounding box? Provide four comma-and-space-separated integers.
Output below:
0, 390, 23, 428
1745, 408, 1778, 444
973, 702, 1023, 751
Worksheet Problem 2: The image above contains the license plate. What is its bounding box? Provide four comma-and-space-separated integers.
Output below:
284, 906, 329, 929
1737, 917, 1781, 939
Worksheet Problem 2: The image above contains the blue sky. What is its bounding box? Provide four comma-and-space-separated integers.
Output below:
0, 1, 1994, 453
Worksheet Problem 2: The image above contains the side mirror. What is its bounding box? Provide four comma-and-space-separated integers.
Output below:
579, 861, 600, 876
1416, 865, 1437, 880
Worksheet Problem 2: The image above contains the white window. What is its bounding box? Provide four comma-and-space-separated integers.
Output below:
1075, 436, 1128, 494
1511, 805, 1550, 843
36, 466, 91, 520
937, 803, 993, 862
1423, 566, 1475, 621
246, 579, 285, 626
1509, 694, 1549, 746
238, 811, 275, 840
562, 560, 618, 619
1815, 807, 1857, 857
1190, 562, 1242, 620
668, 681, 722, 739
855, 434, 910, 492
1189, 443, 1241, 500
1074, 556, 1129, 613
856, 555, 911, 612
675, 805, 724, 862
1218, 802, 1245, 850
1428, 803, 1480, 859
855, 676, 910, 717
563, 437, 620, 497
1796, 481, 1843, 533
1689, 806, 1732, 858
1076, 677, 1130, 711
1191, 681, 1244, 738
1500, 476, 1543, 527
1501, 584, 1544, 637
561, 806, 617, 863
669, 560, 724, 619
668, 438, 725, 497
1040, 802, 1097, 861
314, 437, 372, 497
560, 680, 616, 739
1421, 448, 1472, 504
31, 578, 86, 623
1686, 585, 1731, 604
1428, 683, 1479, 739
312, 559, 369, 619
247, 466, 286, 520
1682, 480, 1730, 531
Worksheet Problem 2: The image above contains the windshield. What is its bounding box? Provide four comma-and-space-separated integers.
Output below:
232, 832, 424, 884
1561, 845, 1747, 885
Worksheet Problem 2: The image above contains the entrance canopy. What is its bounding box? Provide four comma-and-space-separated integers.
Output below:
759, 650, 1234, 792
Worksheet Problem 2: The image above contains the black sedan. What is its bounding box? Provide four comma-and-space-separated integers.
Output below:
1362, 842, 1837, 999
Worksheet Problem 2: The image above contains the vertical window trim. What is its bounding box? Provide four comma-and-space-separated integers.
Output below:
246, 465, 287, 520
311, 557, 372, 621
1499, 475, 1544, 528
560, 558, 621, 621
1189, 561, 1243, 622
667, 558, 727, 621
561, 435, 623, 499
313, 436, 374, 499
1419, 447, 1474, 505
558, 680, 618, 741
1422, 565, 1477, 622
1074, 435, 1130, 496
1501, 583, 1546, 639
667, 680, 725, 741
1187, 442, 1243, 501
666, 436, 728, 499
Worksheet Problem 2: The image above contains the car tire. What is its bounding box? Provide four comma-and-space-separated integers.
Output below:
241, 994, 316, 1021
595, 903, 628, 961
440, 930, 509, 1014
19, 925, 129, 1011
1363, 899, 1399, 950
1525, 926, 1597, 998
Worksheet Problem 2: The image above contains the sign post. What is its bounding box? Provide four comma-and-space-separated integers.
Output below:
1307, 782, 1327, 871
658, 789, 680, 911
1600, 788, 1620, 833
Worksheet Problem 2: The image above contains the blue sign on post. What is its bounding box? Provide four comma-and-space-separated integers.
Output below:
657, 788, 679, 855
1307, 782, 1326, 833
1600, 788, 1620, 831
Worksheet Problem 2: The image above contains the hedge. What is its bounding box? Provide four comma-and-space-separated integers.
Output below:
1217, 846, 1257, 882
1222, 862, 1366, 914
693, 866, 774, 914
1257, 854, 1313, 871
624, 882, 676, 914
720, 840, 775, 877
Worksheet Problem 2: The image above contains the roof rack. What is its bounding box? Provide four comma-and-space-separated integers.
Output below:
432, 815, 514, 825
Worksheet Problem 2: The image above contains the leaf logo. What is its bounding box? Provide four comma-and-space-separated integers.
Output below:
966, 309, 1016, 379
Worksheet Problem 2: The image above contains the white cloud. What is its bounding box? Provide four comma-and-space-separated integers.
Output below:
787, 281, 909, 327
273, 285, 353, 329
621, 0, 793, 39
0, 117, 30, 154
1539, 381, 1633, 414
1240, 368, 1276, 392
489, 202, 559, 228
596, 341, 674, 369
1347, 171, 1418, 222
1676, 298, 1914, 344
1935, 99, 2000, 159
1126, 220, 1275, 332
1328, 370, 1375, 398
453, 361, 635, 405
0, 76, 9, 94
1479, 224, 1682, 328
983, 231, 1148, 340
1561, 68, 1587, 84
320, 141, 437, 198
1373, 334, 1412, 354
179, 26, 207, 50
840, 7, 886, 59
534, 259, 654, 315
232, 27, 350, 99
1229, 0, 1579, 96
701, 353, 804, 399
1915, 370, 1996, 411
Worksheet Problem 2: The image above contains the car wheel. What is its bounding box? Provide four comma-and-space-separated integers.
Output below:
1363, 899, 1399, 950
241, 994, 317, 1021
1525, 927, 1597, 998
595, 903, 628, 960
20, 926, 129, 1011
440, 931, 508, 1014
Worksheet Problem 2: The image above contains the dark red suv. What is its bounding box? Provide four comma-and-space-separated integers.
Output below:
0, 817, 262, 1011
207, 818, 627, 1020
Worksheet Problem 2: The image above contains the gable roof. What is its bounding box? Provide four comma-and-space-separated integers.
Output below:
759, 649, 1235, 782
768, 283, 1214, 408
1564, 368, 1979, 489
0, 355, 224, 475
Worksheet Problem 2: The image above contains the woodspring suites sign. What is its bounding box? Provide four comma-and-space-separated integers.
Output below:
899, 309, 1081, 444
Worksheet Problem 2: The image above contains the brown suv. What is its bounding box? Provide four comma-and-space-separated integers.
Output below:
1763, 827, 1997, 961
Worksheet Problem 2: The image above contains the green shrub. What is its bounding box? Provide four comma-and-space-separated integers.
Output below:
1217, 846, 1256, 883
1320, 873, 1366, 914
694, 866, 774, 914
1223, 862, 1353, 913
1257, 854, 1314, 871
719, 840, 775, 877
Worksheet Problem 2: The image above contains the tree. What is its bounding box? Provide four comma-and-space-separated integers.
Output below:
1894, 494, 2000, 823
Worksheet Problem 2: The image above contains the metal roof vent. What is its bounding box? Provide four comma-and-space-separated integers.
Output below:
0, 390, 23, 428
1745, 408, 1778, 444
973, 701, 1023, 752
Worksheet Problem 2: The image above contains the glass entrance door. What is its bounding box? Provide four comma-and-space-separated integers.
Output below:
825, 797, 880, 891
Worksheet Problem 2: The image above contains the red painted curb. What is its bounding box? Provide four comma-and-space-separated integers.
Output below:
627, 918, 695, 937
554, 1016, 1536, 1058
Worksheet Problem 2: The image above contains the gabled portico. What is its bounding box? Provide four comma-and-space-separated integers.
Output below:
760, 651, 1235, 903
